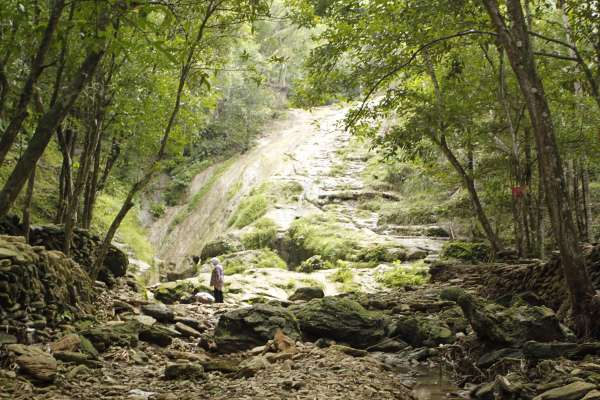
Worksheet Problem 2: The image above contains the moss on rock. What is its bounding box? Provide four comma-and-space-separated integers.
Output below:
441, 241, 491, 263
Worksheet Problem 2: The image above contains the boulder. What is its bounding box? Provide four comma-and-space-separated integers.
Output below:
457, 293, 566, 346
6, 344, 57, 383
238, 355, 270, 377
214, 304, 301, 353
298, 256, 326, 273
139, 325, 178, 347
164, 362, 205, 380
288, 287, 325, 302
141, 303, 174, 323
151, 280, 209, 304
523, 341, 600, 360
291, 297, 387, 348
80, 320, 140, 352
533, 382, 597, 400
387, 315, 454, 347
201, 237, 243, 261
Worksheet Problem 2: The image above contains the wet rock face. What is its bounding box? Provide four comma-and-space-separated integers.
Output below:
214, 304, 301, 353
291, 297, 387, 348
0, 235, 95, 338
457, 293, 567, 346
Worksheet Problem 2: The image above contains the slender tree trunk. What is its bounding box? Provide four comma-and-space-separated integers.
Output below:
0, 0, 66, 165
82, 137, 103, 229
581, 159, 593, 242
22, 165, 37, 242
483, 0, 600, 336
0, 7, 113, 219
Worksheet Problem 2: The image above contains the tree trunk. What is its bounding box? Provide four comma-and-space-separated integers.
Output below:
0, 8, 112, 219
0, 0, 66, 165
22, 165, 37, 242
581, 159, 593, 242
55, 127, 75, 224
483, 0, 600, 336
82, 137, 103, 229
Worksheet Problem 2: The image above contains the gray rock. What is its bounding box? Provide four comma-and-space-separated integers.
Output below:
174, 322, 202, 338
523, 341, 600, 360
80, 320, 140, 352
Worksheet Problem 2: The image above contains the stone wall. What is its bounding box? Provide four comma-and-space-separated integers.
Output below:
0, 236, 95, 342
0, 216, 128, 283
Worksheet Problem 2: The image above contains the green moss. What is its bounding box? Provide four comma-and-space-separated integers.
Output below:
222, 249, 286, 274
226, 179, 243, 200
241, 218, 277, 249
299, 278, 325, 290
288, 213, 360, 263
229, 193, 269, 228
376, 261, 428, 288
357, 243, 405, 263
441, 241, 491, 262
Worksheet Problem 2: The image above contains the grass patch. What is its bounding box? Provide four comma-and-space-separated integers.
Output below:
299, 278, 325, 289
226, 179, 243, 200
441, 241, 491, 263
241, 218, 277, 249
222, 249, 286, 274
93, 192, 154, 263
376, 261, 428, 288
329, 263, 360, 292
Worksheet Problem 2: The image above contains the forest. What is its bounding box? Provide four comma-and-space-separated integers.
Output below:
0, 0, 599, 399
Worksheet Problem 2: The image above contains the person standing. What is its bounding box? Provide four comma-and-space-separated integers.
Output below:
210, 257, 225, 303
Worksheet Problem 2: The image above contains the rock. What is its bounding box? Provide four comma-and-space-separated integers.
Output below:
174, 322, 202, 338
141, 303, 174, 323
473, 382, 495, 400
164, 362, 205, 380
0, 332, 17, 345
174, 317, 204, 332
582, 390, 600, 400
439, 287, 466, 302
133, 315, 157, 327
238, 355, 270, 377
201, 237, 243, 261
387, 316, 454, 347
424, 226, 450, 238
80, 320, 140, 352
368, 339, 408, 353
330, 345, 368, 357
406, 249, 428, 261
288, 287, 325, 302
533, 382, 597, 400
53, 351, 92, 365
441, 241, 491, 262
151, 281, 209, 304
477, 348, 523, 368
457, 293, 565, 346
139, 325, 178, 347
298, 255, 326, 273
201, 359, 240, 373
6, 344, 57, 383
523, 341, 600, 360
50, 334, 81, 353
214, 304, 301, 353
113, 300, 135, 314
194, 292, 215, 304
292, 297, 386, 348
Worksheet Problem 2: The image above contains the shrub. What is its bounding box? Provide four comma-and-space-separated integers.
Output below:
441, 241, 491, 262
150, 202, 166, 218
377, 261, 428, 288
